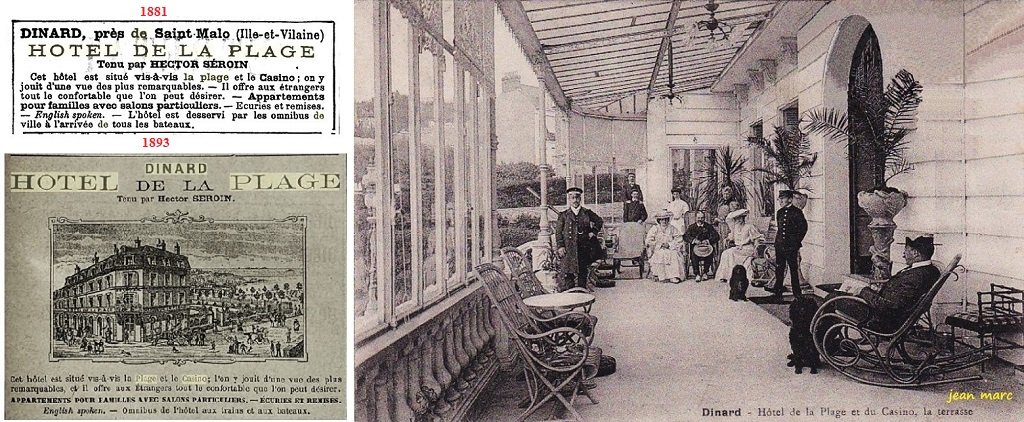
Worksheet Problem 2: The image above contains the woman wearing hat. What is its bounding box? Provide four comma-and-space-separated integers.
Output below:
713, 209, 764, 283
645, 209, 685, 283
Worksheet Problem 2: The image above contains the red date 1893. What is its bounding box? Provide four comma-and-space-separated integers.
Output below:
142, 137, 170, 148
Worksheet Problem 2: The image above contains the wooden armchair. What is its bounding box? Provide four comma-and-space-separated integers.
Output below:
946, 283, 1024, 360
811, 255, 990, 387
476, 263, 598, 421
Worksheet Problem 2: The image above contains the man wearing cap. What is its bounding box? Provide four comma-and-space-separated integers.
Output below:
555, 187, 605, 291
821, 236, 941, 333
666, 188, 690, 233
769, 190, 808, 296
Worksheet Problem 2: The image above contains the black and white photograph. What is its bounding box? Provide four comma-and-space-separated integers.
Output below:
354, 1, 1023, 421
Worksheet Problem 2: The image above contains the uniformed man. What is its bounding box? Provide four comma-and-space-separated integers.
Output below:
555, 187, 604, 291
770, 190, 808, 296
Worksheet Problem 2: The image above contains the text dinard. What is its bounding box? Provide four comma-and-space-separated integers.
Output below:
21, 26, 320, 58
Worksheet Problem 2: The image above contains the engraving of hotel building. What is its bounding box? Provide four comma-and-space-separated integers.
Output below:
52, 238, 195, 343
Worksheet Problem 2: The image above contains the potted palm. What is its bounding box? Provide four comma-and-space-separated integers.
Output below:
804, 69, 923, 279
695, 146, 750, 212
746, 125, 816, 196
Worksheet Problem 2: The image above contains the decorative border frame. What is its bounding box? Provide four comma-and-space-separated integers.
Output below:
48, 210, 309, 365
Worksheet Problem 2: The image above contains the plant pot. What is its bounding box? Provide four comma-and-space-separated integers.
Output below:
857, 188, 909, 280
856, 188, 908, 226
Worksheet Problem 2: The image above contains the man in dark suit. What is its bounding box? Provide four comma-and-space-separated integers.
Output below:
823, 236, 941, 332
769, 190, 808, 296
621, 172, 644, 203
682, 211, 720, 281
556, 187, 604, 291
622, 188, 648, 223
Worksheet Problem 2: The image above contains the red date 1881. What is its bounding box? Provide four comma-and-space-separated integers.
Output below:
142, 137, 170, 147
140, 6, 167, 17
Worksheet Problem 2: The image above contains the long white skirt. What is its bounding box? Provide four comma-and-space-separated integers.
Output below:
714, 244, 756, 282
649, 247, 685, 280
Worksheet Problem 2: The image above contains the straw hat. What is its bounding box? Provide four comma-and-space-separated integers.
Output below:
654, 209, 673, 220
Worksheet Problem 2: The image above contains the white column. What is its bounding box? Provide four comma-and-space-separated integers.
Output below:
536, 81, 550, 241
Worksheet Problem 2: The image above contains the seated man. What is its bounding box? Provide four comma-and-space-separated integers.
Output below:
822, 235, 941, 333
683, 210, 720, 281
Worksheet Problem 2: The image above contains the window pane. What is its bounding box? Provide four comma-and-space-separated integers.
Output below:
464, 77, 475, 273
420, 47, 438, 291
390, 5, 414, 308
478, 92, 489, 262
443, 51, 458, 282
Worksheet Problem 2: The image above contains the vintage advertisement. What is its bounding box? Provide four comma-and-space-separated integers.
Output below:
13, 20, 337, 134
5, 154, 347, 419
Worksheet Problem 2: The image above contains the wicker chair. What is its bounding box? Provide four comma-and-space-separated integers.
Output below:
476, 263, 598, 421
811, 254, 990, 387
501, 247, 593, 310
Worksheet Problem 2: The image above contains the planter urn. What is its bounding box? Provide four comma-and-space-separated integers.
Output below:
857, 188, 908, 280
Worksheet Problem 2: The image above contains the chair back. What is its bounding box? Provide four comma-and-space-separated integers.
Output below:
500, 247, 548, 298
887, 254, 963, 338
614, 222, 646, 258
476, 263, 539, 333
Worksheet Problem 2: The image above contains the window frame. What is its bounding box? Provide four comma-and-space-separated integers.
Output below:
356, 0, 495, 341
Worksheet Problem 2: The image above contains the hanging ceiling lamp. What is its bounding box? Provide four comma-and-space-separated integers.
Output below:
660, 37, 683, 106
695, 0, 733, 53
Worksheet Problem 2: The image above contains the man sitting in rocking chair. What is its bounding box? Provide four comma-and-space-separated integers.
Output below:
825, 235, 941, 332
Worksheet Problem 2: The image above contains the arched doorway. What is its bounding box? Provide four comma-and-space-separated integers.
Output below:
847, 25, 884, 275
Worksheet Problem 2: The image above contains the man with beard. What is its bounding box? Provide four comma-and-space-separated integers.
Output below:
683, 210, 721, 281
555, 187, 604, 291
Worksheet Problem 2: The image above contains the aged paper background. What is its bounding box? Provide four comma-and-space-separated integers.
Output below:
5, 154, 347, 419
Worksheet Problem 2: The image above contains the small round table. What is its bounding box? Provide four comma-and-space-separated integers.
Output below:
523, 292, 595, 312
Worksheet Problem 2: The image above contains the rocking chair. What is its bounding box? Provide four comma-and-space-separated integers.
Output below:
476, 263, 599, 421
810, 254, 990, 387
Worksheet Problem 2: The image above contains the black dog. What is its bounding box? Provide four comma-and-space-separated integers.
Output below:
787, 296, 821, 374
728, 265, 749, 301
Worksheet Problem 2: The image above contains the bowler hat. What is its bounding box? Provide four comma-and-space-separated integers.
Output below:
899, 235, 940, 257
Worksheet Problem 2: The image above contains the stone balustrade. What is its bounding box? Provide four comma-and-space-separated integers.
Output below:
355, 285, 497, 421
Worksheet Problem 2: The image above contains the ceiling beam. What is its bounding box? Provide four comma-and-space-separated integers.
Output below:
556, 47, 736, 83
568, 65, 728, 96
523, 0, 610, 14
543, 9, 769, 55
647, 0, 684, 97
561, 57, 734, 91
526, 0, 673, 25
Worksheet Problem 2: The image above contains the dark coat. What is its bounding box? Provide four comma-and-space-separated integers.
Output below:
555, 207, 604, 277
621, 183, 644, 203
683, 222, 721, 246
775, 204, 808, 251
622, 201, 648, 223
859, 264, 941, 331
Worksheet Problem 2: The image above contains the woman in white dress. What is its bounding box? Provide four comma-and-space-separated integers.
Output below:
646, 209, 685, 283
714, 209, 763, 283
